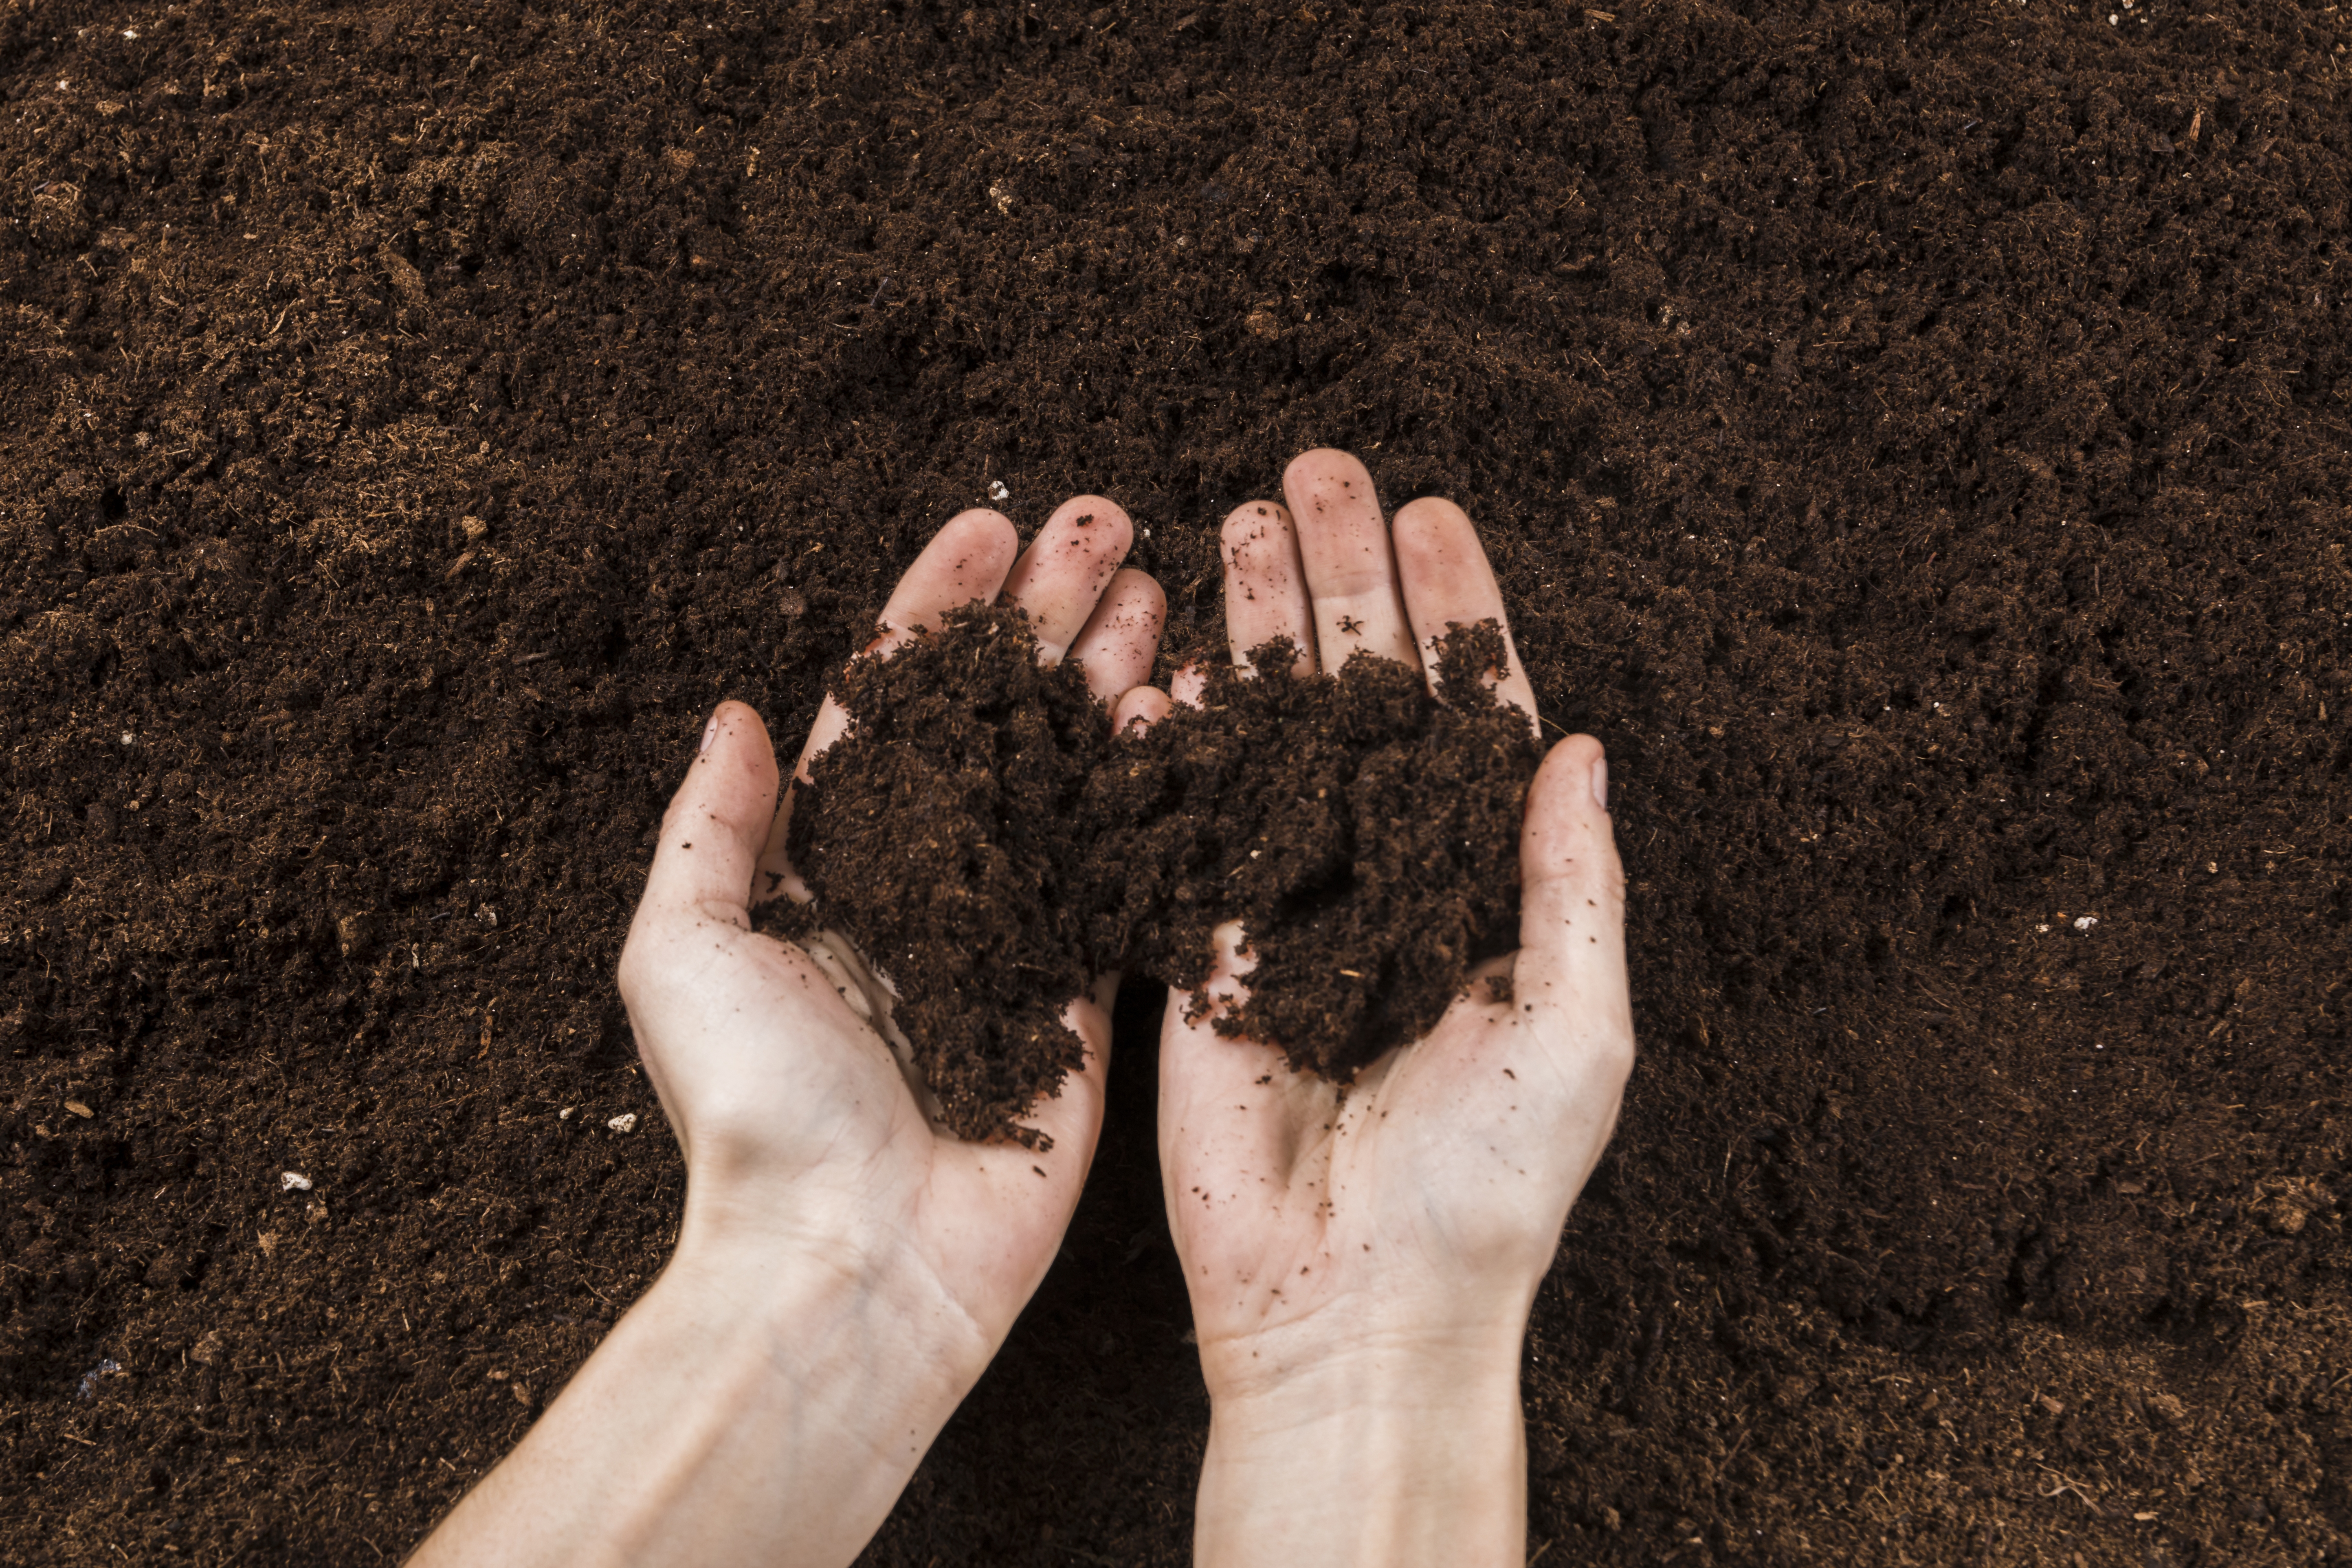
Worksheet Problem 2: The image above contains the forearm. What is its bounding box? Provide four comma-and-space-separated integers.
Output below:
409, 1220, 985, 1568
1193, 1325, 1528, 1568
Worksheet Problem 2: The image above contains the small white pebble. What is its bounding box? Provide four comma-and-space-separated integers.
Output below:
2035, 924, 2051, 935
2074, 915, 2099, 932
120, 732, 136, 746
987, 480, 1011, 502
280, 1171, 312, 1191
558, 1107, 575, 1121
607, 1113, 638, 1134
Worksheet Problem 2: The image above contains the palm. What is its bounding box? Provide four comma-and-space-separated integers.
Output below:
1162, 941, 1625, 1374
629, 905, 1106, 1317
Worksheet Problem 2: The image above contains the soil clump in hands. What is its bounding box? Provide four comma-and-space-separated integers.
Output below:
767, 608, 1543, 1140
761, 601, 1111, 1147
1101, 621, 1543, 1080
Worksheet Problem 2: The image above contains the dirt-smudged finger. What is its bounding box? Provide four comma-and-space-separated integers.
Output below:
1002, 496, 1134, 663
1282, 449, 1417, 672
1067, 568, 1167, 701
1392, 495, 1541, 732
872, 509, 1022, 653
1220, 501, 1316, 675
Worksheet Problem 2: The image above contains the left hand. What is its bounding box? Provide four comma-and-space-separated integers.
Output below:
623, 496, 1165, 1352
410, 499, 1163, 1568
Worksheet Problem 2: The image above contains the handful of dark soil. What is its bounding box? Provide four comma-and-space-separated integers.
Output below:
762, 603, 1110, 1148
763, 601, 1543, 1143
1100, 624, 1543, 1078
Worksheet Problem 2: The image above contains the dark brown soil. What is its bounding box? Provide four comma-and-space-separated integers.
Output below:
775, 607, 1539, 1134
1106, 619, 1543, 1078
3, 2, 2349, 1565
766, 601, 1110, 1148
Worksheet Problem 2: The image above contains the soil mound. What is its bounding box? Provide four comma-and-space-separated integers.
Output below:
773, 607, 1542, 1135
1106, 622, 1542, 1078
765, 604, 1110, 1146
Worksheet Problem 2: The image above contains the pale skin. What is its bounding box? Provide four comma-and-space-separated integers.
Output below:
408, 451, 1633, 1568
1133, 451, 1633, 1568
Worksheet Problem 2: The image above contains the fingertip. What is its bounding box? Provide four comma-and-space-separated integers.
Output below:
1390, 494, 1472, 561
938, 507, 1022, 569
1104, 565, 1167, 627
1220, 499, 1295, 550
877, 512, 1022, 646
1170, 663, 1209, 709
1049, 495, 1134, 562
1070, 568, 1167, 697
1283, 447, 1370, 500
1113, 686, 1173, 735
689, 701, 779, 797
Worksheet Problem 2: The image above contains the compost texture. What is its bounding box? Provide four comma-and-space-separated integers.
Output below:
4, 1, 2352, 1565
774, 605, 1542, 1136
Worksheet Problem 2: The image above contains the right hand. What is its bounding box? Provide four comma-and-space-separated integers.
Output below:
1119, 451, 1635, 1566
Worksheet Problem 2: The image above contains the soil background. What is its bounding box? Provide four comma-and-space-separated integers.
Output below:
4, 0, 2350, 1563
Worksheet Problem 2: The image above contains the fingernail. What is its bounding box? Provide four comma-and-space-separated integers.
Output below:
699, 707, 722, 757
1590, 756, 1609, 812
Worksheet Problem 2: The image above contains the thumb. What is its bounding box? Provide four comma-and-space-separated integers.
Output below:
632, 701, 780, 930
1511, 736, 1635, 1104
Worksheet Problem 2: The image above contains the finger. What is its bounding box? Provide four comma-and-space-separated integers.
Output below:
1066, 568, 1167, 701
1510, 737, 1635, 1105
1002, 496, 1134, 664
637, 702, 779, 923
1282, 449, 1417, 671
1112, 686, 1172, 735
759, 513, 1023, 894
795, 508, 1022, 776
1170, 663, 1209, 709
877, 508, 1023, 640
1220, 501, 1316, 676
1391, 495, 1542, 732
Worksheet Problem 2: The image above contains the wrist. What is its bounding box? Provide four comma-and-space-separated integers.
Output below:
670, 1183, 996, 1396
415, 1194, 991, 1568
1196, 1322, 1528, 1568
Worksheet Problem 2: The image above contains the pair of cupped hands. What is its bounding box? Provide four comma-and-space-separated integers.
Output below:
415, 452, 1633, 1568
